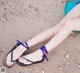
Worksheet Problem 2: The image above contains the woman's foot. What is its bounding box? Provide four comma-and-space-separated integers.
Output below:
4, 40, 29, 68
16, 46, 48, 66
18, 49, 43, 64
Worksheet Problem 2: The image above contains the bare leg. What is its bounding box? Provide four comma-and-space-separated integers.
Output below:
27, 4, 80, 48
45, 21, 75, 52
45, 18, 80, 52
27, 26, 62, 47
18, 18, 80, 64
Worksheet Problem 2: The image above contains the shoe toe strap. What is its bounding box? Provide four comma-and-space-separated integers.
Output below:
11, 51, 15, 62
17, 40, 29, 49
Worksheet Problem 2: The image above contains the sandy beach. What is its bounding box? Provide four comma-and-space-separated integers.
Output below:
0, 0, 80, 73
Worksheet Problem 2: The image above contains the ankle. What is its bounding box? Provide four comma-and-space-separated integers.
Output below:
33, 49, 43, 56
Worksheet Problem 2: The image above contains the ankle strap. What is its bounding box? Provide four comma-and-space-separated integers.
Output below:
17, 40, 29, 49
40, 46, 48, 61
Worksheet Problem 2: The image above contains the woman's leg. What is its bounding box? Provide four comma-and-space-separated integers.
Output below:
44, 18, 80, 53
56, 3, 80, 27
26, 4, 80, 48
45, 18, 80, 52
18, 18, 80, 64
27, 26, 62, 47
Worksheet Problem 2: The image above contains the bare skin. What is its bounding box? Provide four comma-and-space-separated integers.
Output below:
26, 3, 80, 47
6, 4, 80, 66
18, 18, 80, 64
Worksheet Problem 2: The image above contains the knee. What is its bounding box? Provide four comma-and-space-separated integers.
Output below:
65, 20, 73, 25
65, 20, 74, 30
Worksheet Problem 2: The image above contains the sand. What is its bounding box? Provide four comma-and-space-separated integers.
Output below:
0, 0, 80, 73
